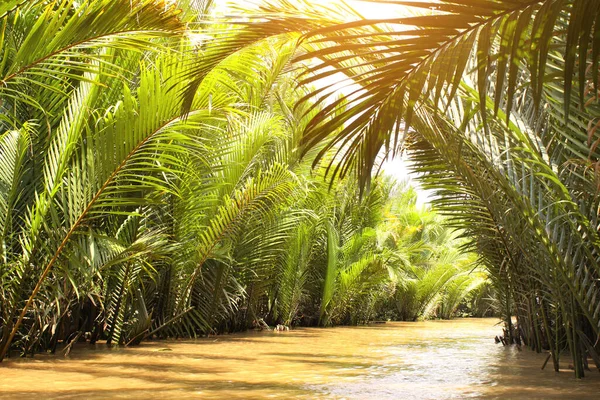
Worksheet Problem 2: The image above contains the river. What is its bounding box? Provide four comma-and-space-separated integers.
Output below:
1, 318, 600, 399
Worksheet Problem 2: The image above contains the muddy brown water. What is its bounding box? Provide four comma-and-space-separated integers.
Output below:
1, 318, 600, 399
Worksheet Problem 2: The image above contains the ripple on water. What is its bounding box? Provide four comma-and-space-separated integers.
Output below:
2, 318, 600, 399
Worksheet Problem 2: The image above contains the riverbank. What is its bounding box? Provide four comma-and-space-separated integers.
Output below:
1, 318, 599, 399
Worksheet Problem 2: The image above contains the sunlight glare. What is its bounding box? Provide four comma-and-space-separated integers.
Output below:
216, 0, 412, 21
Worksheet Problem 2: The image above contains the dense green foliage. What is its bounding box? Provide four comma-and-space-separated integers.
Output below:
242, 0, 600, 378
0, 0, 482, 361
5, 0, 600, 381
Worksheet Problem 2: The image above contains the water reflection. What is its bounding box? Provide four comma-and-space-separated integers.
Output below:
1, 319, 599, 399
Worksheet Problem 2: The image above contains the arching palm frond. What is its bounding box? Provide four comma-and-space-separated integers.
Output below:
241, 1, 598, 188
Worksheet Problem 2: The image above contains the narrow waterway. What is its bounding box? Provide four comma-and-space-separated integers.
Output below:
1, 318, 600, 399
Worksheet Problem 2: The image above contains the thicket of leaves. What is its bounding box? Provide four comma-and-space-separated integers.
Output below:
237, 0, 600, 378
0, 0, 480, 361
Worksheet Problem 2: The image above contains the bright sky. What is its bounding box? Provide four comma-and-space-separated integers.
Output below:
309, 0, 409, 19
215, 0, 413, 20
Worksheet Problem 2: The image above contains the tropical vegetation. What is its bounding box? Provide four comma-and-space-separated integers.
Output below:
2, 0, 599, 380
0, 0, 484, 362
238, 0, 600, 378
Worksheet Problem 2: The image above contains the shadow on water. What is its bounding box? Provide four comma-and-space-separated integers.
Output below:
2, 318, 600, 399
2, 381, 311, 400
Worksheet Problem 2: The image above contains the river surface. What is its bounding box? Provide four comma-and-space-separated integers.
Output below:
2, 318, 600, 399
